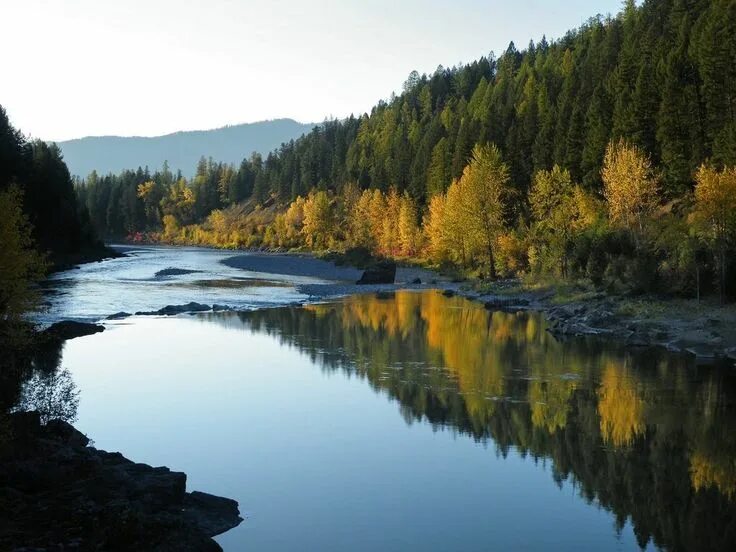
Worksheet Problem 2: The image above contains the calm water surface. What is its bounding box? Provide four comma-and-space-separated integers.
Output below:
19, 249, 736, 551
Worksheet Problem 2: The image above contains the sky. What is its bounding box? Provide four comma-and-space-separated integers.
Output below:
2, 0, 625, 141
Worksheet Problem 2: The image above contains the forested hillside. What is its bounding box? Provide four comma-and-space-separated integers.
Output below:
57, 119, 314, 179
78, 0, 736, 300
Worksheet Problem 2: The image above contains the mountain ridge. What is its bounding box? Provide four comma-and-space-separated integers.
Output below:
56, 118, 316, 178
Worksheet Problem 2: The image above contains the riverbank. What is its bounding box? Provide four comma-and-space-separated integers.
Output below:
0, 411, 242, 551
219, 250, 736, 363
1, 322, 243, 551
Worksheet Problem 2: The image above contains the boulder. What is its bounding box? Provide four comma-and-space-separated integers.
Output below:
106, 311, 131, 320
157, 302, 212, 315
356, 261, 396, 285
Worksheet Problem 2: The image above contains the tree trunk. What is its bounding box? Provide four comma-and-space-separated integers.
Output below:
487, 243, 497, 280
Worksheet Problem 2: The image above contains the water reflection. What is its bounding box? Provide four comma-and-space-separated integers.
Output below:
201, 290, 736, 552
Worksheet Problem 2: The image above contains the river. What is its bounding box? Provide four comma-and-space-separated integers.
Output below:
16, 246, 736, 551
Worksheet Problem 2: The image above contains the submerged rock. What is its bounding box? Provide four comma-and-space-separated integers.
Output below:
154, 267, 201, 278
356, 261, 396, 285
136, 303, 213, 316
0, 411, 242, 551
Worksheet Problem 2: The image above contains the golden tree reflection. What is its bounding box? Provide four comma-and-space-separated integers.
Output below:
597, 359, 645, 447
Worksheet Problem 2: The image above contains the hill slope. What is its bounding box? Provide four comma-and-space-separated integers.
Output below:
56, 119, 315, 177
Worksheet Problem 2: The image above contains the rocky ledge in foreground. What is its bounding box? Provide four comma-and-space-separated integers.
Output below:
0, 411, 242, 551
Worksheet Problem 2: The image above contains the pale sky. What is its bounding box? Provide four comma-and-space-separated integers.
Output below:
2, 0, 624, 141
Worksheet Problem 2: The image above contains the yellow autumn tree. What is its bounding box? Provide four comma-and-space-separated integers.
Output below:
459, 143, 511, 279
302, 190, 333, 249
269, 196, 306, 248
423, 193, 448, 263
443, 179, 469, 266
398, 193, 420, 256
347, 189, 376, 250
0, 186, 47, 334
367, 189, 386, 251
379, 187, 402, 256
530, 166, 598, 276
602, 139, 659, 238
690, 165, 736, 302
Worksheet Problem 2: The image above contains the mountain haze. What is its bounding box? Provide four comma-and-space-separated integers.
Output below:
56, 119, 315, 178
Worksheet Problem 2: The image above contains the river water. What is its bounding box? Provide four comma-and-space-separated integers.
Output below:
18, 246, 736, 551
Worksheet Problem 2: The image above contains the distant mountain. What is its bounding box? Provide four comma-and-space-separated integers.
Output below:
56, 119, 315, 178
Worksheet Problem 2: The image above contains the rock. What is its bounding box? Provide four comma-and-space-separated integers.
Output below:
409, 278, 422, 285
356, 261, 396, 285
212, 304, 232, 312
185, 491, 243, 537
106, 311, 131, 320
159, 302, 212, 315
442, 289, 456, 297
154, 267, 201, 277
43, 321, 105, 341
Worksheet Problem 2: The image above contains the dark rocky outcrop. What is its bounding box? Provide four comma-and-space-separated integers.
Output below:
0, 411, 242, 551
356, 261, 396, 285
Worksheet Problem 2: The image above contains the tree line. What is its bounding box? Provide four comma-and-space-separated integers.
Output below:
0, 105, 102, 338
77, 0, 736, 300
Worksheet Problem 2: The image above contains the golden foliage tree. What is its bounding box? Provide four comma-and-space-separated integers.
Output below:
398, 193, 420, 256
529, 165, 599, 276
302, 190, 334, 249
347, 189, 375, 249
423, 193, 447, 263
602, 139, 659, 236
459, 143, 511, 279
690, 165, 736, 302
443, 179, 469, 266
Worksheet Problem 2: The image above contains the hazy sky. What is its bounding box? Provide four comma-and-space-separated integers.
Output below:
3, 0, 624, 141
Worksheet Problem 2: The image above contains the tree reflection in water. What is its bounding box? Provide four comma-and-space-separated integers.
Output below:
201, 290, 736, 552
14, 367, 79, 424
2, 337, 79, 426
